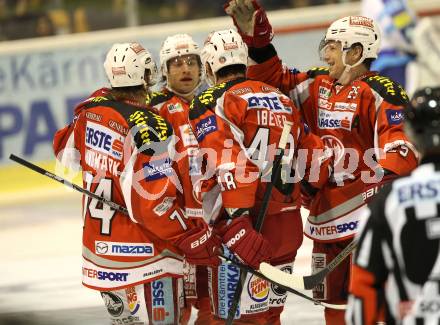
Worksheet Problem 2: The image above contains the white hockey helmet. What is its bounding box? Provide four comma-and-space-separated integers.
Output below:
323, 16, 381, 62
201, 29, 248, 83
104, 42, 158, 88
160, 34, 201, 75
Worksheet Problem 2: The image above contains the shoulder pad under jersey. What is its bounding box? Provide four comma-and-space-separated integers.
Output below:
88, 95, 110, 103
306, 67, 329, 78
126, 109, 173, 155
189, 81, 230, 120
84, 99, 173, 156
362, 75, 409, 106
147, 91, 174, 107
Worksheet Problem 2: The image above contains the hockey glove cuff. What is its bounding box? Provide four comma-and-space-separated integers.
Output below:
218, 215, 272, 269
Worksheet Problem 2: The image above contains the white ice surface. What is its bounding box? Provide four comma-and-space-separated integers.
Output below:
0, 192, 324, 324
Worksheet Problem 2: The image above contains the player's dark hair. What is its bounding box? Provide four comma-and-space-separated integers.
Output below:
216, 64, 246, 79
351, 43, 374, 69
108, 86, 149, 105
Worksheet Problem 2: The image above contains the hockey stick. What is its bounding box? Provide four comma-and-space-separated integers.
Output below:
257, 175, 397, 291
226, 121, 293, 324
219, 254, 346, 310
259, 239, 357, 291
9, 154, 129, 215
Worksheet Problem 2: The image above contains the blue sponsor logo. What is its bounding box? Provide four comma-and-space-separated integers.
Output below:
112, 244, 153, 255
318, 117, 351, 129
309, 221, 359, 236
218, 255, 240, 319
386, 109, 404, 125
85, 122, 124, 160
398, 180, 440, 203
143, 157, 173, 181
83, 268, 129, 282
195, 115, 217, 141
86, 126, 112, 150
336, 221, 358, 233
151, 278, 174, 323
247, 95, 291, 113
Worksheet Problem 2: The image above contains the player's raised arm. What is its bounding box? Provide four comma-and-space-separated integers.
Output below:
225, 0, 310, 96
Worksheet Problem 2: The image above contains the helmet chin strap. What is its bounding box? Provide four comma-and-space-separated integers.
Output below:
205, 65, 217, 87
337, 50, 365, 85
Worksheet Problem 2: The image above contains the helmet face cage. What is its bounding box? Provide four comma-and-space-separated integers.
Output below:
201, 29, 248, 85
104, 42, 158, 88
320, 16, 381, 66
159, 34, 202, 76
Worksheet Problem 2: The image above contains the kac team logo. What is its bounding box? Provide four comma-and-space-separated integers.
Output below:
321, 135, 345, 165
386, 109, 404, 125
247, 274, 270, 302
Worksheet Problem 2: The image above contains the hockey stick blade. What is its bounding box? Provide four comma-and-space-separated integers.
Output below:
260, 239, 357, 290
220, 254, 346, 310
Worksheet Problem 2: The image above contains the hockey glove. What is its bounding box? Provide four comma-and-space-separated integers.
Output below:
300, 180, 319, 210
218, 215, 272, 269
224, 0, 273, 48
175, 223, 221, 267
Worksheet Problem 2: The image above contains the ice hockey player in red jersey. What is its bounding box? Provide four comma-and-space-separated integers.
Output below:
53, 42, 220, 325
225, 1, 419, 324
346, 87, 440, 324
147, 33, 210, 325
189, 28, 332, 324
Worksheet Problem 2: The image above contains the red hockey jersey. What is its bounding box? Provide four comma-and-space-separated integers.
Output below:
189, 77, 331, 222
147, 89, 204, 221
53, 88, 201, 291
248, 55, 418, 242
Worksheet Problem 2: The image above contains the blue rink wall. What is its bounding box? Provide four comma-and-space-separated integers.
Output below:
4, 1, 368, 170
0, 30, 322, 167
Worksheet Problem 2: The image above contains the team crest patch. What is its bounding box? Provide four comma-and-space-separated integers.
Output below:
386, 109, 404, 125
